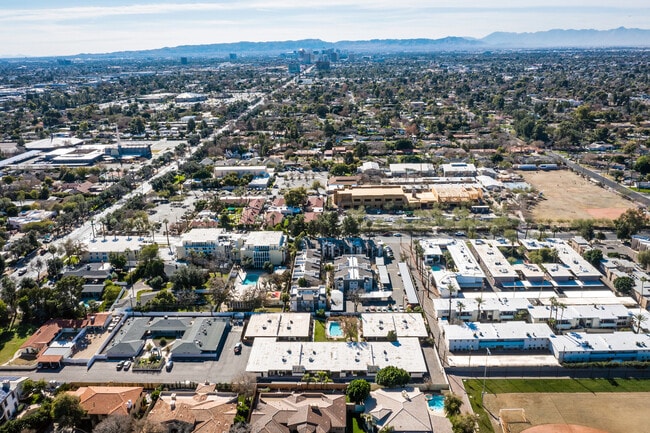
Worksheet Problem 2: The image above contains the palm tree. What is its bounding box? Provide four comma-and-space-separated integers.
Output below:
633, 313, 647, 334
475, 297, 484, 322
456, 301, 466, 324
557, 303, 567, 332
163, 218, 171, 252
448, 285, 457, 323
548, 296, 558, 322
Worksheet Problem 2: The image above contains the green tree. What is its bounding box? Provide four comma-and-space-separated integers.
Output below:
614, 208, 647, 239
283, 187, 308, 208
451, 413, 480, 433
0, 300, 10, 326
376, 366, 410, 388
342, 215, 360, 237
54, 275, 85, 318
614, 276, 635, 295
572, 219, 595, 241
171, 265, 207, 292
582, 249, 603, 267
47, 256, 64, 278
51, 393, 86, 428
444, 393, 463, 417
638, 250, 650, 270
635, 156, 650, 175
346, 379, 371, 404
108, 252, 127, 270
529, 247, 559, 265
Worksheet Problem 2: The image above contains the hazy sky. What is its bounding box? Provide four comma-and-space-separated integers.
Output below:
2, 0, 649, 57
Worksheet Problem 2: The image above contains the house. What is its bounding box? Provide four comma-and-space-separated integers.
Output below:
364, 387, 433, 433
250, 392, 346, 433
0, 377, 28, 424
147, 388, 238, 433
69, 386, 143, 426
291, 249, 326, 312
20, 318, 88, 367
333, 255, 374, 292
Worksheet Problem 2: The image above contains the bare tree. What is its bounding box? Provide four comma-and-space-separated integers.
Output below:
93, 414, 134, 433
208, 275, 232, 312
231, 372, 257, 399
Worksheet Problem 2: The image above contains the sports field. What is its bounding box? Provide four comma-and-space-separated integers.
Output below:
520, 170, 633, 222
484, 392, 648, 433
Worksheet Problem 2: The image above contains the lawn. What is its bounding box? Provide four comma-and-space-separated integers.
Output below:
314, 320, 327, 342
463, 378, 650, 433
0, 323, 38, 364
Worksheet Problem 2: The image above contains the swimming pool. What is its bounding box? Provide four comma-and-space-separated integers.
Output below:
328, 321, 343, 338
431, 264, 444, 272
242, 273, 259, 285
426, 394, 445, 413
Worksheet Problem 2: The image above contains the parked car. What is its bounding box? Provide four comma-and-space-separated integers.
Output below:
165, 360, 174, 371
123, 360, 131, 371
116, 360, 124, 370
234, 342, 243, 355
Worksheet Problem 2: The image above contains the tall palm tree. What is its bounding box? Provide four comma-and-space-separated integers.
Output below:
633, 313, 647, 334
456, 301, 466, 324
448, 285, 457, 323
557, 303, 567, 332
548, 296, 558, 322
475, 297, 485, 322
163, 218, 171, 252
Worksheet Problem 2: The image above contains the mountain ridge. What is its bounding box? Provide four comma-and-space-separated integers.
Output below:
10, 27, 650, 59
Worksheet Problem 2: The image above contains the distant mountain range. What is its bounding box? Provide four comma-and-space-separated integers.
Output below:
59, 27, 650, 59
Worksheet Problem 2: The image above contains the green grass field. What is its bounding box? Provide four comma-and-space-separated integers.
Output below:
463, 378, 650, 433
0, 323, 38, 364
314, 320, 327, 342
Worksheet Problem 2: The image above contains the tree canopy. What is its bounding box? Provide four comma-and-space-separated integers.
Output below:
376, 366, 410, 387
346, 379, 371, 404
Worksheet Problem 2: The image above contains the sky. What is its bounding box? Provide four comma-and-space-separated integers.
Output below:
2, 0, 649, 57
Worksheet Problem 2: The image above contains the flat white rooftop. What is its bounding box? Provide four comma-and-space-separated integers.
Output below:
470, 239, 517, 281
246, 337, 427, 375
85, 236, 151, 254
180, 228, 228, 244
361, 313, 428, 338
447, 240, 485, 280
245, 313, 311, 340
443, 321, 555, 342
551, 331, 650, 354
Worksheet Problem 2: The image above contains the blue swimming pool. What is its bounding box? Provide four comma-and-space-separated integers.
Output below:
426, 394, 445, 412
242, 273, 259, 285
328, 321, 343, 337
431, 264, 444, 271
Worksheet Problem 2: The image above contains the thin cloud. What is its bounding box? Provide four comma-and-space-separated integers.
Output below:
2, 1, 646, 23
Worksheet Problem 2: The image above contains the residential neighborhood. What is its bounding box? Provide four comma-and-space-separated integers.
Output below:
0, 42, 649, 433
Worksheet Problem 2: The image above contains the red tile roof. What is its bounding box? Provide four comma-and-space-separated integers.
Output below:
70, 386, 143, 416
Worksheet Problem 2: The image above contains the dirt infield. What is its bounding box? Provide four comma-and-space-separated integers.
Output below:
484, 392, 649, 433
520, 170, 634, 222
521, 425, 608, 433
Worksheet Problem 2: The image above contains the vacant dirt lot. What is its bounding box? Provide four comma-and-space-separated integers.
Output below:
521, 170, 633, 222
484, 392, 649, 433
